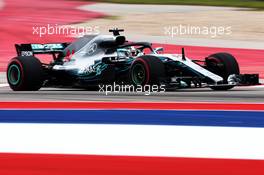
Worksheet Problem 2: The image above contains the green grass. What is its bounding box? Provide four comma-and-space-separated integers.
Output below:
92, 0, 264, 9
103, 15, 120, 20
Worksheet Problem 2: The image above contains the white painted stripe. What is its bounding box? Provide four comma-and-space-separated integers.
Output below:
246, 85, 264, 89
0, 83, 8, 87
0, 124, 263, 160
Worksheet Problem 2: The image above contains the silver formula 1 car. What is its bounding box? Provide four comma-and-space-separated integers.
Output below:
7, 29, 259, 91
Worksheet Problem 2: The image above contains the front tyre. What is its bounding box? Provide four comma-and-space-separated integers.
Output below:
206, 53, 240, 91
7, 56, 43, 91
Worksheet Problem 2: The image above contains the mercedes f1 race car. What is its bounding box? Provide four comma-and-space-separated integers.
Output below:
7, 29, 259, 91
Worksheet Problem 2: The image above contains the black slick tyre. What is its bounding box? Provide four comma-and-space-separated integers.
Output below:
206, 52, 240, 90
129, 55, 165, 86
7, 56, 43, 91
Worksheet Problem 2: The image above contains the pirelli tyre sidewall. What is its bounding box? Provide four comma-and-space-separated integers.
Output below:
130, 55, 165, 86
206, 52, 240, 91
7, 56, 43, 91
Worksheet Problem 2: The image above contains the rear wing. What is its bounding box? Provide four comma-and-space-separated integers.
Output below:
15, 43, 70, 57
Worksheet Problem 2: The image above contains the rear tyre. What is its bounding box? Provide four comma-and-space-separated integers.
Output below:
7, 56, 43, 91
206, 53, 240, 90
129, 55, 165, 86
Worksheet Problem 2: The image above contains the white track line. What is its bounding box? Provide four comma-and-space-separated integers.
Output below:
239, 84, 264, 89
0, 83, 8, 87
250, 85, 264, 88
0, 124, 264, 160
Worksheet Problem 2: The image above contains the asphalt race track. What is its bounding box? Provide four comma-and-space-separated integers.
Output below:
0, 85, 264, 102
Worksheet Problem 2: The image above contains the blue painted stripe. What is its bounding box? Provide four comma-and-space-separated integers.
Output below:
0, 110, 264, 127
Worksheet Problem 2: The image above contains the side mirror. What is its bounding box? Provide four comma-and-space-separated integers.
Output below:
154, 47, 164, 53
